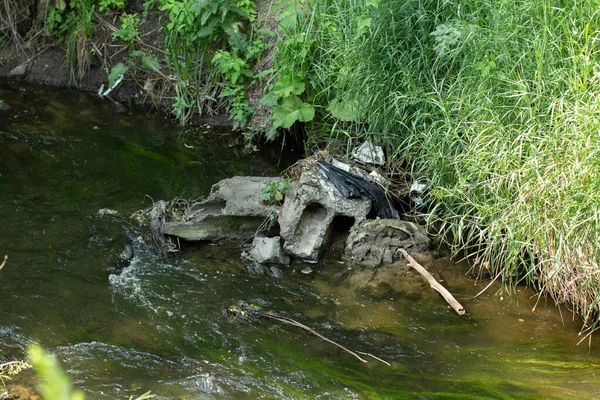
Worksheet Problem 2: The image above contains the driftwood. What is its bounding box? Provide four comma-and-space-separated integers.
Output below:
228, 303, 389, 365
0, 255, 7, 271
399, 249, 465, 315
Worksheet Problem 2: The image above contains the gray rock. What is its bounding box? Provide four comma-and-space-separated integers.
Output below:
345, 219, 430, 266
351, 140, 385, 165
249, 236, 290, 265
205, 176, 282, 217
279, 171, 371, 261
157, 177, 282, 245
163, 215, 265, 242
8, 64, 27, 77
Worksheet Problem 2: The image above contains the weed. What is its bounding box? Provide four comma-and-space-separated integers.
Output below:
43, 0, 96, 81
260, 180, 292, 205
212, 50, 253, 85
155, 0, 258, 125
0, 360, 31, 394
27, 343, 155, 400
112, 13, 140, 46
98, 0, 125, 13
261, 5, 316, 138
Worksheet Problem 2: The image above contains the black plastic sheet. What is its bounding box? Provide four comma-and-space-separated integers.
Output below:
316, 161, 398, 219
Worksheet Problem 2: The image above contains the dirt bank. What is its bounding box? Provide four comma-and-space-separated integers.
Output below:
0, 0, 237, 127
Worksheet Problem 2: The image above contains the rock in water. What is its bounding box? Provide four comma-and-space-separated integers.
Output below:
345, 219, 430, 266
249, 236, 290, 265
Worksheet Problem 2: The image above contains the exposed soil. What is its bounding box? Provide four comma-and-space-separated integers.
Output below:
0, 0, 281, 129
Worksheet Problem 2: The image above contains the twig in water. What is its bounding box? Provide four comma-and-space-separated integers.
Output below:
399, 249, 465, 315
356, 351, 391, 366
0, 255, 7, 271
255, 312, 390, 365
472, 268, 504, 299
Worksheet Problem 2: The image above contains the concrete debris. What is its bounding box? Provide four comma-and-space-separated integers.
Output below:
345, 219, 430, 266
279, 170, 371, 261
249, 235, 290, 265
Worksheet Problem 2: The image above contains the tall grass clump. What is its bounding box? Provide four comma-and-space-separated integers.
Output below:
295, 0, 600, 331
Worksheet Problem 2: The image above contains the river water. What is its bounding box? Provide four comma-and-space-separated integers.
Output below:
1, 81, 599, 399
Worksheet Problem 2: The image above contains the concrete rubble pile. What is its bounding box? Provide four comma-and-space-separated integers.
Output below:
149, 148, 430, 266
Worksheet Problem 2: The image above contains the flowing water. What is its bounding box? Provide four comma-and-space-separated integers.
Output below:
1, 81, 599, 399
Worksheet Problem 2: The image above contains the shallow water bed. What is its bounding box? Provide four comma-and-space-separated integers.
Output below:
1, 81, 599, 399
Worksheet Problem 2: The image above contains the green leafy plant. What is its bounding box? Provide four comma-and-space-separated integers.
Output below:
212, 50, 253, 85
130, 49, 161, 72
44, 0, 66, 33
112, 13, 141, 46
98, 0, 125, 12
219, 85, 253, 129
211, 33, 268, 130
154, 0, 258, 125
42, 0, 96, 81
261, 6, 316, 138
27, 343, 85, 400
107, 62, 129, 89
27, 343, 155, 400
260, 180, 292, 204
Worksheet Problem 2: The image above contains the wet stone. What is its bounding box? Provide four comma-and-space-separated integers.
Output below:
345, 219, 430, 266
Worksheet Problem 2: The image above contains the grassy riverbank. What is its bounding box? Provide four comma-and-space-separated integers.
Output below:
2, 0, 600, 332
293, 0, 600, 332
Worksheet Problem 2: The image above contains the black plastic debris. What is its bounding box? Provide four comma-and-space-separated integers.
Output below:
316, 161, 399, 219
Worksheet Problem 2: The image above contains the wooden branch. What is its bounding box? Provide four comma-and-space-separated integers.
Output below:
0, 255, 7, 271
227, 303, 390, 365
256, 312, 369, 363
399, 249, 465, 315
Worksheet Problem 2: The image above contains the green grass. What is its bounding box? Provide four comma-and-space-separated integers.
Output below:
289, 0, 600, 331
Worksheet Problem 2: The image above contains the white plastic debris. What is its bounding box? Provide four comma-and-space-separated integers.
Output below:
410, 181, 427, 194
330, 157, 351, 172
369, 170, 390, 186
410, 181, 428, 206
351, 141, 385, 166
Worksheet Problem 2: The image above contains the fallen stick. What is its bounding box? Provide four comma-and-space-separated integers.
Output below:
0, 255, 7, 271
256, 312, 370, 363
227, 303, 390, 365
399, 249, 465, 315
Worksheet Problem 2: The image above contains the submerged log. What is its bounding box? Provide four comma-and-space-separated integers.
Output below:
399, 249, 465, 315
0, 255, 7, 271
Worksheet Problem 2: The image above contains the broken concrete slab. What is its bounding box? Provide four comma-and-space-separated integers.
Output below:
163, 215, 265, 241
153, 177, 282, 247
345, 219, 430, 266
279, 171, 371, 261
249, 235, 290, 265
203, 176, 283, 217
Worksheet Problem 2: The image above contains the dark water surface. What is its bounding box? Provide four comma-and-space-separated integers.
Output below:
1, 81, 599, 399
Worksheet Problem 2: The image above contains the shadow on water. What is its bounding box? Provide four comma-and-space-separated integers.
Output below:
1, 80, 600, 399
